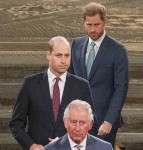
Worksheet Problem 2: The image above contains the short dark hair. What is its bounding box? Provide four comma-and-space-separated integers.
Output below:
83, 2, 107, 21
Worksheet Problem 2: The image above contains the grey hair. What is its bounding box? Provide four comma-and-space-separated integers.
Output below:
48, 36, 70, 53
63, 99, 94, 121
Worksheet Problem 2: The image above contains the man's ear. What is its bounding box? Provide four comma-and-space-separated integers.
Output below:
63, 118, 68, 129
89, 120, 94, 130
47, 51, 50, 60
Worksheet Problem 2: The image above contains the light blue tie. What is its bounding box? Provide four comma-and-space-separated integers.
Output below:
86, 41, 95, 77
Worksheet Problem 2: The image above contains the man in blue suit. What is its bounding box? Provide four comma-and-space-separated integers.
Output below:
9, 36, 97, 150
68, 2, 129, 149
45, 100, 113, 150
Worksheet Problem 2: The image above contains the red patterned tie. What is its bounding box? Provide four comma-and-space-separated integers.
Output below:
52, 77, 60, 120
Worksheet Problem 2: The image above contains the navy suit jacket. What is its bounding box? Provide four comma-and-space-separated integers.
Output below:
69, 35, 129, 128
9, 71, 97, 150
45, 133, 113, 150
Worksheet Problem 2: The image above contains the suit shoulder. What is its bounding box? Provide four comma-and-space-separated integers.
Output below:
24, 71, 45, 82
88, 134, 112, 146
107, 35, 126, 48
73, 36, 88, 44
68, 73, 89, 84
45, 137, 62, 150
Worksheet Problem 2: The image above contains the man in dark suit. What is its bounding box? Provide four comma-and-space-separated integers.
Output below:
45, 100, 113, 150
9, 36, 97, 150
68, 2, 129, 149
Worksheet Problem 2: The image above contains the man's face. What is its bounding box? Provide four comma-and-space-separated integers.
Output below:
84, 14, 107, 41
64, 108, 93, 144
47, 41, 71, 76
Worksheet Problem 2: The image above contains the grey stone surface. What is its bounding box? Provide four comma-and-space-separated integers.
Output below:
121, 104, 143, 132
117, 133, 143, 150
0, 0, 143, 43
0, 0, 143, 149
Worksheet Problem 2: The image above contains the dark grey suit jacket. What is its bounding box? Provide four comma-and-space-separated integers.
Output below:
9, 71, 97, 150
45, 133, 113, 150
69, 35, 129, 128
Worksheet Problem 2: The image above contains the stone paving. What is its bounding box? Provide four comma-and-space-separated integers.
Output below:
0, 0, 143, 150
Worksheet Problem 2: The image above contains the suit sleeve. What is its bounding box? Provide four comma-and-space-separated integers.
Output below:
9, 79, 34, 149
104, 44, 129, 125
83, 81, 98, 135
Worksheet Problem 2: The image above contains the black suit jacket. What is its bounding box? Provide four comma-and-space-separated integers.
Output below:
9, 71, 97, 149
69, 35, 129, 128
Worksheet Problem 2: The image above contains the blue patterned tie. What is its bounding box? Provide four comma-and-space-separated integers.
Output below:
86, 41, 95, 77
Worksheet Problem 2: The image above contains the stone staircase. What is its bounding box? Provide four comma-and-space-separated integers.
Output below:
0, 0, 143, 149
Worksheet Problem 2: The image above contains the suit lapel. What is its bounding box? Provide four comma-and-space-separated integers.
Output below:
56, 134, 71, 150
85, 134, 98, 150
88, 35, 109, 80
40, 71, 55, 125
80, 37, 89, 79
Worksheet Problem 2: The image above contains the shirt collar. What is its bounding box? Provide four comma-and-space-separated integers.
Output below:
47, 69, 67, 82
89, 30, 106, 48
68, 134, 87, 148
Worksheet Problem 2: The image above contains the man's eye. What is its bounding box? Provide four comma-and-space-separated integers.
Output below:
71, 121, 77, 124
65, 54, 70, 57
80, 121, 86, 125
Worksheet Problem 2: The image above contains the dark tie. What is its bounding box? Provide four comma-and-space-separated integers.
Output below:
74, 145, 82, 150
52, 77, 60, 120
86, 41, 95, 77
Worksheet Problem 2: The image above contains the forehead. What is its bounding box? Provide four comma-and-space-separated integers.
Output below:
85, 15, 103, 22
69, 108, 88, 120
52, 40, 70, 52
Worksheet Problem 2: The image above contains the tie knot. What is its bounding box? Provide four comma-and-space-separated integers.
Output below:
74, 145, 82, 150
90, 41, 95, 47
55, 77, 60, 83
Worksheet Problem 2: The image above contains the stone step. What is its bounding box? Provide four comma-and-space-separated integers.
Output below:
0, 13, 142, 43
0, 103, 143, 133
0, 106, 12, 133
127, 79, 143, 103
128, 50, 143, 80
117, 133, 143, 150
0, 42, 48, 51
120, 104, 143, 133
0, 42, 143, 52
0, 133, 22, 150
0, 79, 143, 106
0, 47, 143, 80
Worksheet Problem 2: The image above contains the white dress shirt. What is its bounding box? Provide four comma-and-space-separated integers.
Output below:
47, 69, 67, 103
68, 134, 87, 150
85, 30, 106, 65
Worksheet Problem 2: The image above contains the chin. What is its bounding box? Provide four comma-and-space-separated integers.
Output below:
73, 139, 81, 144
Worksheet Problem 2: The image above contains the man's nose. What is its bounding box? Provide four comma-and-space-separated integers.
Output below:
75, 123, 80, 131
91, 25, 96, 32
61, 56, 66, 63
